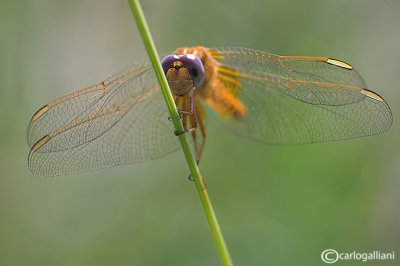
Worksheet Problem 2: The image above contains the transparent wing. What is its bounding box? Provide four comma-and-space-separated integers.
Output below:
210, 47, 392, 144
27, 62, 180, 177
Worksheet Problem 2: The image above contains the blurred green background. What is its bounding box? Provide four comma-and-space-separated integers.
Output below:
1, 0, 399, 265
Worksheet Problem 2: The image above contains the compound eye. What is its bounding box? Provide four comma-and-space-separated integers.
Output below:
161, 54, 180, 74
179, 54, 206, 87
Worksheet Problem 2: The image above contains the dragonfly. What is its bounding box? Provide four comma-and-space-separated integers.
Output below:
27, 46, 392, 177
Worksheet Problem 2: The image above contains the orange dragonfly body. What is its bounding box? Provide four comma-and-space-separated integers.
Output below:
27, 46, 392, 177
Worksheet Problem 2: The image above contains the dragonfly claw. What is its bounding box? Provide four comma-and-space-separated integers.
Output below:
168, 111, 182, 122
174, 129, 188, 136
177, 110, 183, 119
187, 174, 208, 189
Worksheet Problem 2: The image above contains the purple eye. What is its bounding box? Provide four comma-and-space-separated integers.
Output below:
178, 54, 205, 87
160, 54, 206, 88
161, 54, 180, 74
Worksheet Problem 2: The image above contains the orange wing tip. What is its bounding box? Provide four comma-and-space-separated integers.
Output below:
326, 58, 353, 70
360, 89, 384, 102
31, 135, 51, 152
31, 105, 50, 122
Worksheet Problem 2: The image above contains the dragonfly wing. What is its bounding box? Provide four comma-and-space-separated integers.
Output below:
27, 63, 180, 176
210, 47, 392, 144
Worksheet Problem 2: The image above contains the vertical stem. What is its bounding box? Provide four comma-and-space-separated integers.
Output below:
127, 0, 233, 265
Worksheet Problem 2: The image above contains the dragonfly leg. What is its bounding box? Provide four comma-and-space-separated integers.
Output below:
173, 95, 197, 135
186, 107, 208, 188
189, 106, 200, 162
196, 106, 206, 165
183, 99, 206, 163
177, 95, 194, 116
168, 96, 184, 122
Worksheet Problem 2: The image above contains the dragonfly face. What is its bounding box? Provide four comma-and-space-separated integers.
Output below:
27, 46, 392, 177
161, 54, 205, 96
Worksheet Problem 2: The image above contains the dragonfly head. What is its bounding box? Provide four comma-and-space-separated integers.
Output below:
161, 54, 205, 96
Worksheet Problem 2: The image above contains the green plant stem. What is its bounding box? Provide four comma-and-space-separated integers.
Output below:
127, 0, 232, 265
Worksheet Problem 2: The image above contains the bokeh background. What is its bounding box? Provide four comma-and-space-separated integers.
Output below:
1, 0, 399, 265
